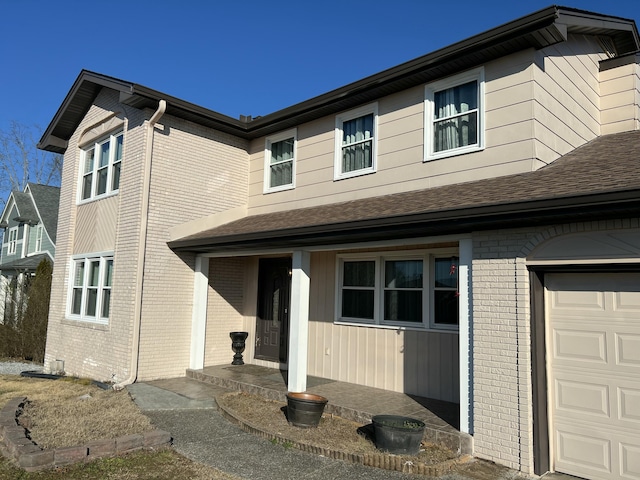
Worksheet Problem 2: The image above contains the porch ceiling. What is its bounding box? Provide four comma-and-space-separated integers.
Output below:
168, 130, 640, 254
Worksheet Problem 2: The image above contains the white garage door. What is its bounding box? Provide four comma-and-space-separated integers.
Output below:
547, 273, 640, 480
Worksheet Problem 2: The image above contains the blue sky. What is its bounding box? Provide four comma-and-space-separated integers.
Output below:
1, 0, 639, 135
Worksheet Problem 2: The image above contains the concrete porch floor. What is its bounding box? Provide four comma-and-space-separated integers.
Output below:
185, 364, 469, 454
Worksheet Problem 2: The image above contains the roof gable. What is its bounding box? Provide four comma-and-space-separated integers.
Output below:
25, 183, 60, 244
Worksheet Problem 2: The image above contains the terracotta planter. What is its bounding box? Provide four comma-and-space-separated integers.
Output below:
372, 415, 426, 455
286, 392, 328, 428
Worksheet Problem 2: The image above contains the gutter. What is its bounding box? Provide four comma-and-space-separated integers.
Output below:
114, 99, 166, 390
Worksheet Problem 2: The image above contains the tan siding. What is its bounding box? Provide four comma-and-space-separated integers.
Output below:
73, 196, 118, 253
532, 34, 608, 163
304, 251, 459, 402
246, 49, 542, 216
600, 58, 640, 135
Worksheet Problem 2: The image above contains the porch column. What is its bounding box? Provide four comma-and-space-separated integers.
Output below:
459, 238, 472, 434
189, 256, 209, 370
288, 250, 311, 393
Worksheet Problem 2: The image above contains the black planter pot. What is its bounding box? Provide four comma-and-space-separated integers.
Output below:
285, 392, 328, 428
372, 415, 426, 455
229, 331, 248, 365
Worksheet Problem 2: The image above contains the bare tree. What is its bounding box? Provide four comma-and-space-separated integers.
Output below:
0, 121, 62, 207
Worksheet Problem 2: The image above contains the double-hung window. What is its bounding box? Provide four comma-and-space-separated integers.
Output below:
69, 254, 113, 324
264, 129, 296, 193
80, 131, 123, 201
7, 227, 18, 255
424, 68, 484, 161
336, 251, 459, 329
334, 103, 377, 180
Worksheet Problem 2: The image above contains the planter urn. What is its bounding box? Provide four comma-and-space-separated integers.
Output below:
285, 392, 328, 428
372, 415, 426, 455
229, 331, 249, 365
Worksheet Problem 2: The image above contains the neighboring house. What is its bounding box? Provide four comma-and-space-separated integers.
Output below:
0, 183, 59, 322
37, 6, 640, 479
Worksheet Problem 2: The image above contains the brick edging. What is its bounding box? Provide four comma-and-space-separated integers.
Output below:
0, 397, 172, 472
216, 391, 468, 477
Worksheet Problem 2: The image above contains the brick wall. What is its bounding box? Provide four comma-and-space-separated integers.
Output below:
471, 218, 640, 473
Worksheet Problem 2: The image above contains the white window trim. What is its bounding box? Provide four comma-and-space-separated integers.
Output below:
77, 131, 123, 203
66, 252, 113, 325
334, 249, 459, 331
334, 103, 378, 180
7, 227, 18, 255
34, 225, 43, 253
424, 67, 485, 161
263, 128, 297, 193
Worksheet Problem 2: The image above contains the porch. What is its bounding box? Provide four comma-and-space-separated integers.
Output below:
185, 363, 470, 454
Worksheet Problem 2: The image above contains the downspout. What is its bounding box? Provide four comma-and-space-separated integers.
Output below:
114, 99, 166, 390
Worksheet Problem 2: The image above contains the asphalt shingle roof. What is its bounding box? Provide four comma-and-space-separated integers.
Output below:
171, 130, 640, 250
28, 183, 60, 244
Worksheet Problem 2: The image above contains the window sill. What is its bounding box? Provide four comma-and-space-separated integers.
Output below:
333, 168, 376, 182
77, 191, 119, 206
62, 317, 109, 330
424, 145, 483, 162
334, 320, 458, 333
263, 184, 295, 194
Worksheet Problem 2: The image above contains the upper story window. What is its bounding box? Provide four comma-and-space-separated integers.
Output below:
7, 227, 18, 255
336, 251, 459, 330
34, 225, 43, 252
69, 253, 113, 325
334, 103, 378, 180
425, 68, 484, 161
264, 129, 296, 193
80, 131, 123, 202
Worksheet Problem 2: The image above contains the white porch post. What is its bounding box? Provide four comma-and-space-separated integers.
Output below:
190, 256, 209, 370
288, 250, 311, 393
459, 238, 473, 434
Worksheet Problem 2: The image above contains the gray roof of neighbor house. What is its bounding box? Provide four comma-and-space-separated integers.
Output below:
38, 6, 639, 154
0, 253, 51, 273
10, 192, 39, 224
27, 183, 60, 244
168, 130, 640, 253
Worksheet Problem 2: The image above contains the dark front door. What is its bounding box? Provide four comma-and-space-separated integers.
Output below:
255, 257, 291, 362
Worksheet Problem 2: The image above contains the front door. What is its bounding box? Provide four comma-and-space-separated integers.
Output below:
255, 257, 291, 363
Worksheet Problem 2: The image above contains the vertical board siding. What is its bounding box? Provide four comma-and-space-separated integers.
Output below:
305, 251, 459, 402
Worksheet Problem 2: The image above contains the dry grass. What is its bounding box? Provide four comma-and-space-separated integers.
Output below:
2, 375, 153, 449
217, 391, 458, 465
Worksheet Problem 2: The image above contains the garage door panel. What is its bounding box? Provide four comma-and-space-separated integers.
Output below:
553, 328, 607, 364
621, 443, 640, 479
547, 273, 640, 480
555, 377, 610, 418
555, 426, 612, 477
619, 387, 640, 423
617, 334, 640, 367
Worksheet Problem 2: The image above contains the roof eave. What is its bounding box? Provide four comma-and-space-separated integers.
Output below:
168, 190, 640, 253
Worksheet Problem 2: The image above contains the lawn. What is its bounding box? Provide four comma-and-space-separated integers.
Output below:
0, 375, 239, 480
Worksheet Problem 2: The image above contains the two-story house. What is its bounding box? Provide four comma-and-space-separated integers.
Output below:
37, 6, 640, 479
0, 183, 59, 322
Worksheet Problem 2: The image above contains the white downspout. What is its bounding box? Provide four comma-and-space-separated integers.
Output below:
114, 99, 166, 390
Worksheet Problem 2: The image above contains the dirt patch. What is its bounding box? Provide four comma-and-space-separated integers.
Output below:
217, 391, 457, 466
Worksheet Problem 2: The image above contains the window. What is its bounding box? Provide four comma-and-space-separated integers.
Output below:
424, 68, 484, 161
7, 227, 17, 255
336, 252, 459, 329
80, 131, 123, 201
34, 225, 43, 252
69, 254, 113, 324
264, 129, 296, 192
334, 103, 377, 180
